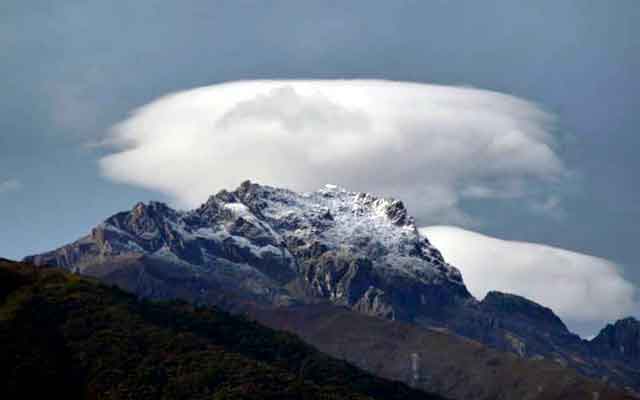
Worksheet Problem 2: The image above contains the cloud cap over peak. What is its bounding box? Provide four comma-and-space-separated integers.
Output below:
100, 80, 567, 223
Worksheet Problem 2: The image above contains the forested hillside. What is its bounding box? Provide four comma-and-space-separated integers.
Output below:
0, 258, 444, 400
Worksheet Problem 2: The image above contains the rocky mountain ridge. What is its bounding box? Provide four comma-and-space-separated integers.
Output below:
27, 181, 469, 319
25, 181, 640, 394
592, 317, 640, 361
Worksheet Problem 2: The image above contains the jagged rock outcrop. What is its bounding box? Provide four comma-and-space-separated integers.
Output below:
591, 317, 640, 361
481, 292, 567, 332
26, 181, 470, 323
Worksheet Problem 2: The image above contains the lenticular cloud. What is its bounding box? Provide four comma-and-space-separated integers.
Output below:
100, 80, 566, 223
420, 226, 637, 336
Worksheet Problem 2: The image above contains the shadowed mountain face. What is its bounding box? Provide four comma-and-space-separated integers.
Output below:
0, 259, 445, 400
24, 181, 640, 396
592, 317, 640, 361
241, 303, 632, 400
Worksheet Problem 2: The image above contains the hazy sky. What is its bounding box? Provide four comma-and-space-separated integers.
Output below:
1, 2, 638, 330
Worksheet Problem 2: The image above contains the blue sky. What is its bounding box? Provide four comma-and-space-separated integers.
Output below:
1, 2, 639, 332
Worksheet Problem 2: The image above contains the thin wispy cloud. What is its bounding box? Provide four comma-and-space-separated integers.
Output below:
100, 80, 569, 224
529, 195, 566, 219
421, 226, 637, 336
0, 179, 22, 194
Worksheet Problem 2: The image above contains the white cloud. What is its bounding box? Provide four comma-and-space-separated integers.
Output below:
420, 225, 637, 336
100, 80, 568, 223
0, 179, 21, 194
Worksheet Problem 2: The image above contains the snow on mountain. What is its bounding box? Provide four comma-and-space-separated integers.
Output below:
233, 182, 463, 284
25, 181, 468, 316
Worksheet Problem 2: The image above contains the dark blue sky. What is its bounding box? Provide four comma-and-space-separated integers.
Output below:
1, 1, 639, 291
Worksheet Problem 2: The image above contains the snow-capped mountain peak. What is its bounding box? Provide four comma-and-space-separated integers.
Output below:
26, 181, 467, 317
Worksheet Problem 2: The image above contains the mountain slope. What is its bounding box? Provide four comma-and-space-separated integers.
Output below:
243, 303, 631, 400
592, 317, 640, 361
24, 181, 640, 394
0, 258, 444, 400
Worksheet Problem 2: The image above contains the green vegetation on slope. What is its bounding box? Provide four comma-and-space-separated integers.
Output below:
0, 259, 444, 400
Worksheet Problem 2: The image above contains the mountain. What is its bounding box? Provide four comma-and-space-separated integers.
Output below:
26, 181, 469, 320
25, 181, 640, 396
243, 303, 631, 400
592, 317, 640, 361
0, 258, 445, 400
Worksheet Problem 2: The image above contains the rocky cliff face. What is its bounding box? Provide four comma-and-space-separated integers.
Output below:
24, 181, 640, 394
592, 317, 640, 362
27, 181, 470, 322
